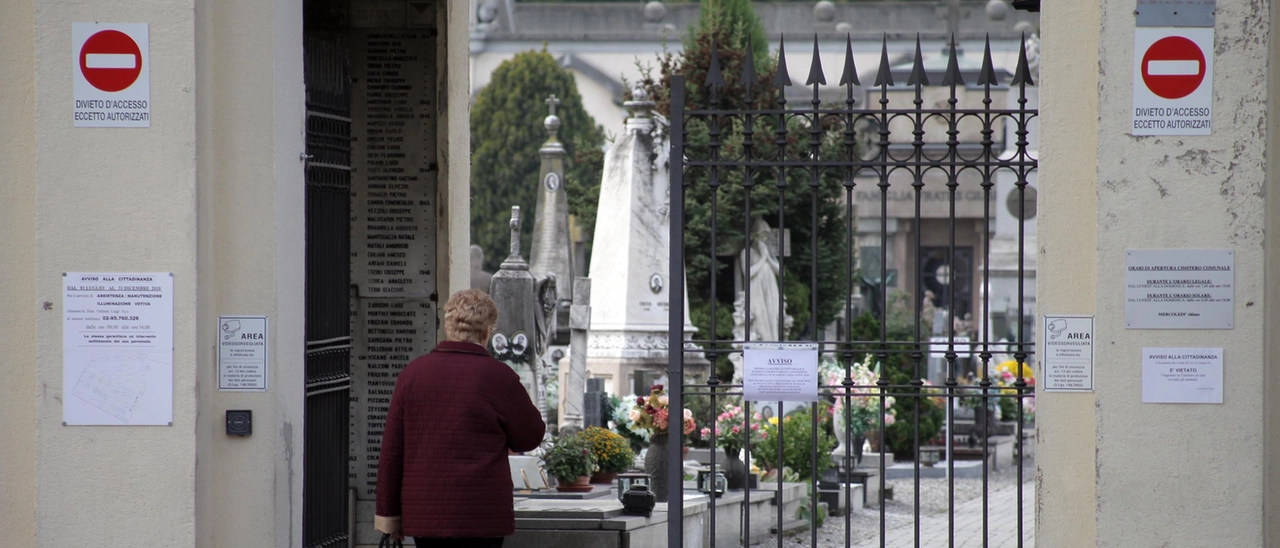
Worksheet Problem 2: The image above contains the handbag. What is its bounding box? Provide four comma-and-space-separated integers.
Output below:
379, 533, 404, 548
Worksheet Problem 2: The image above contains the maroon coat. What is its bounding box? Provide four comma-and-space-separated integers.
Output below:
376, 341, 546, 538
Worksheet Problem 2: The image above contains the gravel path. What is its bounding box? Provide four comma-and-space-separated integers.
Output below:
743, 461, 1035, 548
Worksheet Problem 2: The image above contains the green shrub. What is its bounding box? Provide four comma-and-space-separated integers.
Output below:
540, 433, 596, 481
752, 405, 836, 483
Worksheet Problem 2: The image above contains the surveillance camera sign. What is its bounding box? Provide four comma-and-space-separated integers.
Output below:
73, 23, 150, 128
1042, 315, 1094, 392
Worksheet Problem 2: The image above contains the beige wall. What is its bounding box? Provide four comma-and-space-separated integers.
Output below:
1268, 1, 1280, 543
442, 0, 473, 303
1, 0, 469, 546
30, 0, 199, 546
1035, 0, 1099, 544
0, 1, 37, 546
194, 0, 306, 546
1040, 0, 1273, 544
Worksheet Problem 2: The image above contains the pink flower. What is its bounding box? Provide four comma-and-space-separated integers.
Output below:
654, 408, 670, 430
884, 413, 896, 426
701, 427, 711, 438
731, 425, 740, 434
734, 406, 742, 414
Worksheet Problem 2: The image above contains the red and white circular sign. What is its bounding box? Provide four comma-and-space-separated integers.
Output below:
1140, 36, 1206, 100
78, 30, 142, 93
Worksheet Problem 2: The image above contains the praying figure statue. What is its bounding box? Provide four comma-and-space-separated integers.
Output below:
729, 218, 794, 384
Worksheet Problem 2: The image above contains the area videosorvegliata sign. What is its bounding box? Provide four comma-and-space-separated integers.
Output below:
1132, 27, 1212, 136
73, 23, 150, 128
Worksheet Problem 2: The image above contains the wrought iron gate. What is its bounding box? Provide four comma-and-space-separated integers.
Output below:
303, 33, 353, 548
666, 34, 1037, 547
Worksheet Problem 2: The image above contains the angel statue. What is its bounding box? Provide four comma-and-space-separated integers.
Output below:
728, 218, 794, 384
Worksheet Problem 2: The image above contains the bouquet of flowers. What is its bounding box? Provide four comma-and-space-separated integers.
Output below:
629, 384, 696, 436
581, 426, 635, 474
826, 354, 896, 434
699, 402, 761, 454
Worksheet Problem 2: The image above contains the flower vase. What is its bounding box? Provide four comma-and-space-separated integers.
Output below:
865, 429, 882, 452
723, 448, 747, 490
974, 406, 990, 439
644, 433, 670, 502
832, 413, 849, 457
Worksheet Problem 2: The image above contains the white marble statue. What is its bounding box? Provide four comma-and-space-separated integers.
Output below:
729, 218, 793, 383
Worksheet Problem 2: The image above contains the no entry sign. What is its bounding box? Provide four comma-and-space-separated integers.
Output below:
73, 23, 150, 128
1132, 28, 1212, 135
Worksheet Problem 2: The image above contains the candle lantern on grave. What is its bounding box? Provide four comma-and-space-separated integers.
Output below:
489, 206, 558, 426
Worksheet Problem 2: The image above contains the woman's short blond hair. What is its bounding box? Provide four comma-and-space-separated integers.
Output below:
444, 289, 499, 344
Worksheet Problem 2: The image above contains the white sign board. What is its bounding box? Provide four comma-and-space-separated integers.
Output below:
73, 23, 150, 127
63, 272, 173, 425
1132, 27, 1213, 135
1042, 315, 1094, 392
1142, 347, 1222, 404
1125, 249, 1233, 329
218, 316, 269, 391
743, 342, 819, 402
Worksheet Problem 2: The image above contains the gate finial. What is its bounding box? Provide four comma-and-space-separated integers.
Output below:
805, 34, 826, 87
839, 34, 860, 87
978, 35, 1000, 86
908, 35, 929, 87
706, 39, 726, 92
740, 37, 759, 89
942, 35, 965, 87
874, 35, 894, 88
1011, 33, 1036, 86
773, 35, 792, 88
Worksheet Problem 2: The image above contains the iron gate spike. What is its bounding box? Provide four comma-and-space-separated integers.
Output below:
739, 37, 759, 88
1011, 33, 1036, 86
874, 35, 894, 88
772, 34, 792, 88
805, 34, 826, 86
908, 35, 929, 87
978, 35, 1000, 86
839, 33, 860, 87
942, 34, 965, 87
706, 39, 726, 90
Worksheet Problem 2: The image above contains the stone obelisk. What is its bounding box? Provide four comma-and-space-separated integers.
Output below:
528, 95, 574, 346
585, 87, 705, 396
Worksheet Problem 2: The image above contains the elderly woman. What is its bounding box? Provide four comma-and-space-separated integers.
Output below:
375, 289, 546, 547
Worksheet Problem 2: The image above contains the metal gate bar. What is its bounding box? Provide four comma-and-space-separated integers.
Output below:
668, 33, 1037, 548
303, 32, 353, 548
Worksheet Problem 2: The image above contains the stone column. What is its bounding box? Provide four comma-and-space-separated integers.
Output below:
560, 277, 591, 431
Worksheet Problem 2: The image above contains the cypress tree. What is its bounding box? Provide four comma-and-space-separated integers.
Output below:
470, 48, 605, 270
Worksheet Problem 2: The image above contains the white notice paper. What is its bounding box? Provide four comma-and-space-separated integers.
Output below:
1125, 249, 1233, 329
1042, 315, 1095, 392
743, 342, 819, 402
63, 272, 174, 425
1142, 347, 1222, 404
218, 316, 268, 391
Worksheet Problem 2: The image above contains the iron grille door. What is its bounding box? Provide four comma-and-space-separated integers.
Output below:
667, 35, 1038, 548
303, 33, 353, 548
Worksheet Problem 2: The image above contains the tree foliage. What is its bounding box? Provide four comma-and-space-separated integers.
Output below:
470, 48, 606, 270
634, 0, 853, 378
